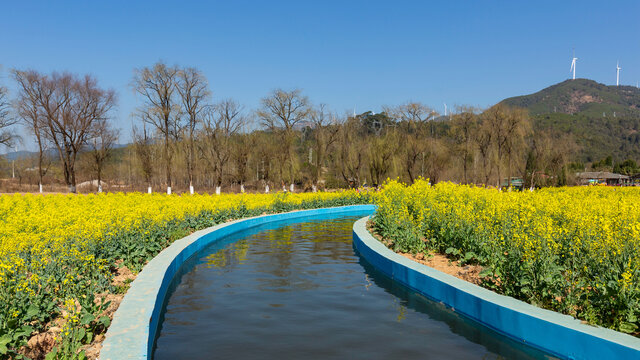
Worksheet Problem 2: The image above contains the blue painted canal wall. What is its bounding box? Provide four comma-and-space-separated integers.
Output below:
100, 205, 376, 360
352, 216, 640, 360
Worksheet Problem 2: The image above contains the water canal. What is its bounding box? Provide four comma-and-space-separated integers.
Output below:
153, 213, 555, 359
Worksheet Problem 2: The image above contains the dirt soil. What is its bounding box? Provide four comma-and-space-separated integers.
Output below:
19, 263, 137, 360
80, 263, 137, 359
398, 251, 483, 285
367, 221, 483, 285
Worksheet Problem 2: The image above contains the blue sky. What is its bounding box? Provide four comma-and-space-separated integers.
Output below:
1, 0, 639, 149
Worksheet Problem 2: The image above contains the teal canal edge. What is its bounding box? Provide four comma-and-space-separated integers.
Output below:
100, 205, 376, 360
352, 216, 640, 360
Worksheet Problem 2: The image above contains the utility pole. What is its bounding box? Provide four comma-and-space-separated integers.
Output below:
11, 146, 16, 179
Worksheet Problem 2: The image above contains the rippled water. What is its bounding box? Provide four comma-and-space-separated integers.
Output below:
153, 214, 555, 359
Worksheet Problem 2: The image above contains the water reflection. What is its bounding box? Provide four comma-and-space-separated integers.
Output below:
153, 214, 555, 360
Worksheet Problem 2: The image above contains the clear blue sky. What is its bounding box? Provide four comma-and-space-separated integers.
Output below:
1, 0, 639, 149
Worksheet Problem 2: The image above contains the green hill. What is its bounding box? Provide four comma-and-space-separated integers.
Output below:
500, 79, 640, 163
502, 79, 640, 117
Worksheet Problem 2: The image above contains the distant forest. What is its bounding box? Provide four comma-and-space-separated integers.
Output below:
1, 65, 640, 193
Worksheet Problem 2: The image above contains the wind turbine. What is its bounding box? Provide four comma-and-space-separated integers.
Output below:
443, 103, 448, 116
616, 61, 621, 86
570, 53, 578, 80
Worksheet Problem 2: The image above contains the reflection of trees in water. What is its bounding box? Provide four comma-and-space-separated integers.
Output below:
184, 216, 365, 293
240, 218, 358, 291
392, 297, 408, 322
204, 240, 250, 268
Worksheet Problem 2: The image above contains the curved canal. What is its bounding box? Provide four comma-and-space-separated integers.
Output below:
153, 213, 555, 359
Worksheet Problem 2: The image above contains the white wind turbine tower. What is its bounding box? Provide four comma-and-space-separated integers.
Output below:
616, 61, 621, 86
570, 53, 578, 80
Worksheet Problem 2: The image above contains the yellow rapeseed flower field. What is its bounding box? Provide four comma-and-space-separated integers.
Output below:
0, 190, 371, 357
372, 179, 640, 336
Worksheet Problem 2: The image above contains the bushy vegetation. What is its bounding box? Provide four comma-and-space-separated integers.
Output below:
372, 180, 640, 336
503, 78, 640, 163
503, 79, 640, 118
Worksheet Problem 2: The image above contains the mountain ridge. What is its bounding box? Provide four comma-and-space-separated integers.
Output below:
501, 78, 640, 117
501, 79, 640, 163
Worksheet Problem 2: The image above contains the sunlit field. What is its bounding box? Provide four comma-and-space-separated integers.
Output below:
0, 191, 371, 358
372, 180, 640, 335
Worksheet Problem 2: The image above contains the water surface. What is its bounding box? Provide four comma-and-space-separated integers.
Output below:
154, 214, 555, 359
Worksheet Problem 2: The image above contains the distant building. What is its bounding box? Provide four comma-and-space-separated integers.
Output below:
576, 172, 629, 186
630, 173, 640, 185
500, 177, 524, 190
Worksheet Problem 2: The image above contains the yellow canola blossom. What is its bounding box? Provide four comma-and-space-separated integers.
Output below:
373, 179, 640, 334
0, 191, 365, 260
0, 190, 371, 355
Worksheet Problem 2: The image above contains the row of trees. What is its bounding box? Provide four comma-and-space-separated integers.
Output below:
8, 70, 116, 192
0, 62, 578, 193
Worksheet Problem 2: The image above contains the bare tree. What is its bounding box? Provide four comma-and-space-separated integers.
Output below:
0, 82, 17, 147
176, 67, 210, 194
523, 130, 578, 188
257, 89, 311, 191
133, 62, 180, 194
133, 124, 155, 193
336, 116, 365, 188
309, 104, 339, 190
231, 132, 253, 192
12, 70, 50, 192
368, 131, 397, 187
482, 105, 508, 187
503, 107, 531, 187
89, 120, 119, 192
481, 104, 531, 188
387, 102, 434, 126
386, 102, 435, 183
200, 99, 244, 194
450, 107, 478, 184
475, 115, 494, 186
424, 138, 450, 184
253, 131, 278, 191
34, 72, 115, 193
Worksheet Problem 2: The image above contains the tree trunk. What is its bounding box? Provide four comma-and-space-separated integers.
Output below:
496, 158, 502, 189
97, 166, 102, 193
462, 154, 468, 185
188, 134, 194, 195
315, 144, 323, 187
37, 144, 44, 193
507, 153, 512, 189
482, 155, 490, 186
70, 166, 77, 194
164, 132, 172, 194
